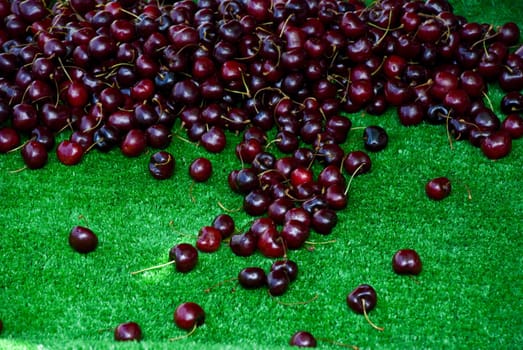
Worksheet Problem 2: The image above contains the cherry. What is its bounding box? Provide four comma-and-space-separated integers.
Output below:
21, 140, 48, 169
114, 322, 142, 342
501, 114, 523, 139
148, 151, 175, 180
271, 259, 298, 282
196, 226, 222, 253
189, 157, 213, 182
56, 140, 84, 166
280, 220, 310, 250
347, 284, 383, 331
392, 249, 422, 275
290, 331, 317, 347
0, 127, 20, 153
212, 214, 235, 240
425, 177, 451, 200
238, 267, 266, 289
267, 269, 290, 296
480, 131, 512, 159
200, 126, 227, 153
229, 232, 257, 257
174, 302, 205, 331
290, 167, 314, 187
363, 126, 388, 152
68, 226, 98, 254
343, 151, 371, 176
169, 243, 199, 273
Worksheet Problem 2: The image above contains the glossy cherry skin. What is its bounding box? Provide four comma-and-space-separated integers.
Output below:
267, 269, 290, 296
174, 302, 205, 330
229, 232, 257, 257
425, 177, 451, 200
238, 267, 267, 289
168, 243, 198, 273
196, 226, 221, 253
148, 151, 175, 180
189, 157, 213, 182
290, 331, 317, 347
114, 322, 142, 341
56, 140, 84, 165
21, 141, 48, 169
392, 249, 422, 275
363, 125, 388, 152
68, 226, 98, 254
0, 127, 20, 153
347, 284, 377, 314
480, 131, 512, 159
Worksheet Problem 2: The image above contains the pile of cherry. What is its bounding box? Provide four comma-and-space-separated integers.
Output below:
1, 0, 523, 346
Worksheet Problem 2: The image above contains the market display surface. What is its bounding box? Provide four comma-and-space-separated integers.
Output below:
0, 0, 522, 349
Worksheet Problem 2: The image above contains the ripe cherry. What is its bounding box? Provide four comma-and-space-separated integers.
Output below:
196, 226, 222, 253
189, 157, 213, 182
114, 322, 142, 342
148, 151, 175, 180
425, 177, 451, 200
169, 243, 199, 273
480, 131, 512, 159
68, 226, 98, 254
347, 284, 383, 331
21, 140, 48, 169
56, 140, 84, 165
290, 331, 317, 347
238, 267, 266, 289
392, 249, 422, 275
174, 302, 205, 331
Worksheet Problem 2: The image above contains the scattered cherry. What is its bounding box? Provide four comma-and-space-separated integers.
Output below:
189, 157, 213, 182
392, 249, 422, 275
425, 177, 451, 200
173, 302, 205, 331
114, 322, 142, 342
148, 151, 175, 180
68, 225, 98, 254
290, 331, 317, 347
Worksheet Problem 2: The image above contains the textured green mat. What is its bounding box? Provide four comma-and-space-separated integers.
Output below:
1, 1, 523, 349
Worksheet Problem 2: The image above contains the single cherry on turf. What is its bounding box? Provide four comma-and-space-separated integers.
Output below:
392, 249, 422, 275
425, 177, 451, 200
68, 226, 98, 254
114, 322, 142, 341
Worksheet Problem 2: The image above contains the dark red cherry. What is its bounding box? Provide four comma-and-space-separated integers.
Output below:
347, 284, 377, 314
290, 331, 317, 347
229, 232, 257, 257
114, 322, 142, 341
168, 243, 198, 273
68, 226, 98, 254
267, 269, 290, 296
189, 157, 212, 182
392, 249, 422, 275
271, 259, 298, 282
0, 127, 20, 153
148, 151, 175, 180
343, 151, 371, 176
480, 131, 512, 159
196, 226, 221, 253
174, 302, 205, 330
56, 140, 84, 166
501, 114, 523, 139
238, 267, 266, 289
363, 126, 388, 152
21, 140, 48, 169
425, 177, 451, 200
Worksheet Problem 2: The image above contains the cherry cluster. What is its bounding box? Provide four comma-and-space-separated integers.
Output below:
1, 0, 523, 345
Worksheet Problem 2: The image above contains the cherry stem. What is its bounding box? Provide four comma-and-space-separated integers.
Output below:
276, 293, 319, 306
130, 260, 175, 275
204, 277, 238, 293
316, 338, 360, 350
344, 162, 367, 196
169, 324, 198, 341
217, 201, 241, 213
361, 299, 384, 331
305, 239, 337, 245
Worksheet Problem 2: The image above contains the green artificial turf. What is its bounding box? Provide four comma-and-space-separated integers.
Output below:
1, 1, 523, 349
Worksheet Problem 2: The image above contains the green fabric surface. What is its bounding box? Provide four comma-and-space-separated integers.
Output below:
1, 1, 523, 349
